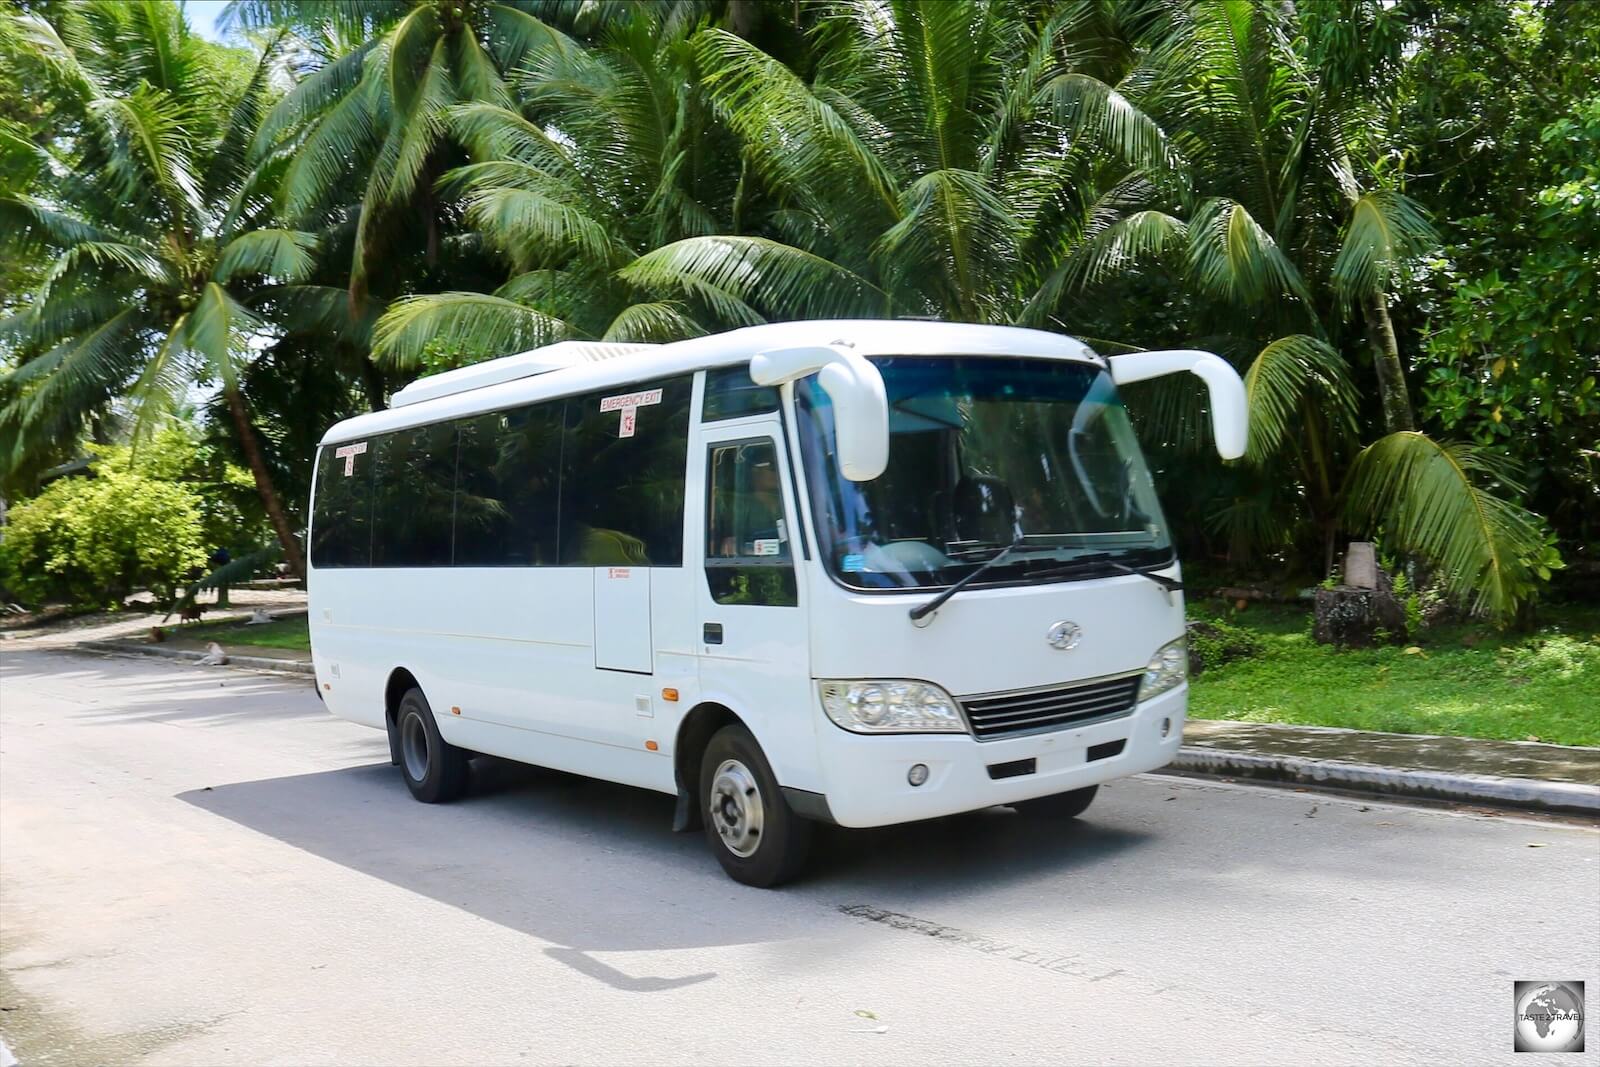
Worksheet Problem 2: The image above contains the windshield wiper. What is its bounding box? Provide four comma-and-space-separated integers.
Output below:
909, 534, 1028, 624
1106, 560, 1184, 593
1011, 553, 1182, 593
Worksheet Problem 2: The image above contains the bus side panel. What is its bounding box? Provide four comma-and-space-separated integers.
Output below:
310, 568, 395, 731
315, 564, 681, 795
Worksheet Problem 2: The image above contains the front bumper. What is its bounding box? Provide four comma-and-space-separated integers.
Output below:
810, 684, 1187, 827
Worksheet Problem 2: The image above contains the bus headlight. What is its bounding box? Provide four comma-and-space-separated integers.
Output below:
818, 680, 967, 734
1138, 637, 1188, 702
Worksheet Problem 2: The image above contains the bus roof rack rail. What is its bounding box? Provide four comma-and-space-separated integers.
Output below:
389, 340, 660, 408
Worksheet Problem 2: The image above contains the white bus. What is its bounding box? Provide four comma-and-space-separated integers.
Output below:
308, 321, 1246, 886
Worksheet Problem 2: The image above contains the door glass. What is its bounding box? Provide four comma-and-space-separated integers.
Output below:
705, 440, 798, 606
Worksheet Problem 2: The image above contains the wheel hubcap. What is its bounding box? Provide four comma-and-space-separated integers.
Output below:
709, 758, 763, 858
400, 711, 429, 782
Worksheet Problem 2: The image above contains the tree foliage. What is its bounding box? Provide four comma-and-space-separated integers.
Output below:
0, 452, 208, 608
1, 0, 1593, 624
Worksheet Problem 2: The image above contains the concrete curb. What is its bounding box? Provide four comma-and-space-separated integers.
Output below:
76, 639, 314, 676
1167, 746, 1600, 817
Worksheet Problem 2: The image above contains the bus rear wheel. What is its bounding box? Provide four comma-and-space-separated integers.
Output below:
700, 724, 811, 887
396, 687, 470, 804
1012, 784, 1099, 819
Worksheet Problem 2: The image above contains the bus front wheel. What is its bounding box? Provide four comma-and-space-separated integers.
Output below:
396, 687, 470, 804
700, 724, 811, 887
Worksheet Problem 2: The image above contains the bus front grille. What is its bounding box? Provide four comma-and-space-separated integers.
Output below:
960, 674, 1140, 740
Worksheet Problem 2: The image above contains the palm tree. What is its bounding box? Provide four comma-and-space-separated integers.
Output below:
369, 3, 746, 364
0, 2, 323, 578
612, 0, 1171, 328
234, 0, 651, 307
371, 1, 1168, 352
1048, 0, 1554, 619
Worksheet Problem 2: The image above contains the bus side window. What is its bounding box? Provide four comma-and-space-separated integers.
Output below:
559, 376, 692, 566
703, 365, 780, 421
705, 440, 798, 607
311, 440, 373, 568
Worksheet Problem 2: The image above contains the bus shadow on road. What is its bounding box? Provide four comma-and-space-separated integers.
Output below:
179, 757, 1152, 991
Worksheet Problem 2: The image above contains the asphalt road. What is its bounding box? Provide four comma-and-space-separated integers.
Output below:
2, 648, 1597, 1066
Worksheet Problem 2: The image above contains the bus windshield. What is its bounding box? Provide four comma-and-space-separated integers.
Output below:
795, 355, 1172, 590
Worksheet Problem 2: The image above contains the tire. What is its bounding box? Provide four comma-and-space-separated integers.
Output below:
395, 687, 470, 803
1012, 784, 1099, 819
700, 724, 812, 887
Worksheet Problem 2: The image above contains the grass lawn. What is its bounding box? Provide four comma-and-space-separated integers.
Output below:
169, 614, 310, 652
1187, 600, 1600, 747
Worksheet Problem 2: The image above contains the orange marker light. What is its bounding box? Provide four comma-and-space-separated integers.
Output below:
645, 740, 659, 751
661, 688, 679, 702
450, 706, 461, 716
322, 683, 331, 691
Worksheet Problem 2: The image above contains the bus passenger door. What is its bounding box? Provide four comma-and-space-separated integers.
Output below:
693, 427, 817, 793
594, 566, 651, 672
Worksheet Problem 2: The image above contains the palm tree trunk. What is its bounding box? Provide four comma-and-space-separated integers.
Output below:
223, 385, 307, 581
1364, 290, 1415, 433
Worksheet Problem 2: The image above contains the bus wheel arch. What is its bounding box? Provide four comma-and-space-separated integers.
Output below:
383, 667, 421, 767
672, 701, 744, 833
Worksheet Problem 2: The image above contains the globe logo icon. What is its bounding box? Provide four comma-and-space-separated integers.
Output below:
1515, 981, 1585, 1053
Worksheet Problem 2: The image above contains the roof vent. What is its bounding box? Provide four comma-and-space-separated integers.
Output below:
390, 340, 659, 408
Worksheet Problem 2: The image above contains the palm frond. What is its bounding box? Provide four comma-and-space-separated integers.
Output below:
448, 100, 572, 165
207, 28, 288, 202
386, 3, 442, 119
0, 195, 110, 256
278, 61, 388, 222
10, 306, 146, 424
251, 284, 373, 342
601, 302, 706, 343
212, 229, 319, 283
874, 168, 1019, 318
1344, 432, 1550, 622
383, 39, 456, 210
40, 240, 174, 298
1186, 197, 1314, 309
182, 282, 263, 388
3, 13, 104, 105
1036, 72, 1169, 173
250, 36, 381, 158
618, 236, 888, 325
480, 1, 581, 79
1020, 209, 1187, 325
1331, 190, 1434, 307
460, 185, 619, 268
1241, 335, 1357, 464
450, 23, 511, 110
372, 292, 574, 368
692, 28, 900, 228
88, 85, 204, 222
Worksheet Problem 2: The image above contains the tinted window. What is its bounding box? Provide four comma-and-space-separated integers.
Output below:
371, 422, 458, 567
559, 376, 691, 565
703, 365, 780, 421
705, 439, 797, 605
310, 440, 373, 567
454, 405, 562, 565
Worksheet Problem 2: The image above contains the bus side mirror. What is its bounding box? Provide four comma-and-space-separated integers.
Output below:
1108, 350, 1248, 460
750, 345, 889, 481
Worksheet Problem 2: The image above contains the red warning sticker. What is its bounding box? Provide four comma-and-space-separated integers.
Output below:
599, 389, 663, 438
333, 441, 367, 475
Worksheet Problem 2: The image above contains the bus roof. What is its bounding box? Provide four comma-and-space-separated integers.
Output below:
320, 319, 1101, 446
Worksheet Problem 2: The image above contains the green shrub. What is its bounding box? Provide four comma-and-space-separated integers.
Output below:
1185, 617, 1266, 675
0, 468, 208, 609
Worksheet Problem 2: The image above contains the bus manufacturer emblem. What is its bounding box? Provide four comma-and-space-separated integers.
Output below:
1046, 620, 1082, 651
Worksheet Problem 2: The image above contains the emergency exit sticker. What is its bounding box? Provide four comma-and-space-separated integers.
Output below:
599, 388, 663, 438
333, 441, 367, 475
